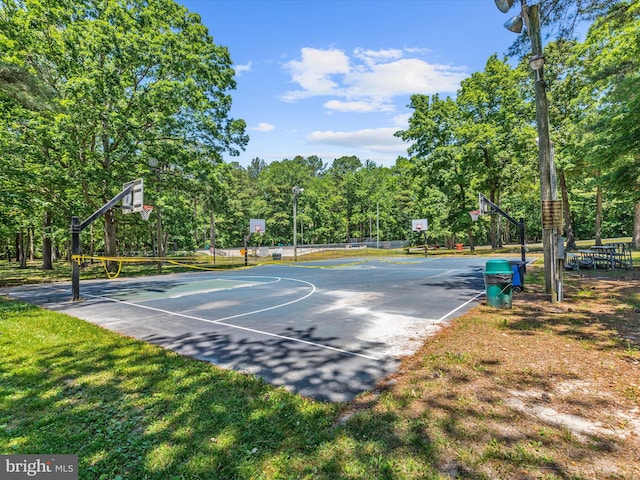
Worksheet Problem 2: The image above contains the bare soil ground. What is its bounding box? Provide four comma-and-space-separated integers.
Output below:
349, 267, 640, 479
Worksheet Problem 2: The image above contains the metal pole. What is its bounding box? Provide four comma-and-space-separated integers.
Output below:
71, 216, 81, 301
519, 217, 526, 266
376, 202, 380, 249
244, 234, 249, 267
293, 189, 298, 262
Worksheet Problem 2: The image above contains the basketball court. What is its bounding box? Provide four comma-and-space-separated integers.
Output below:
4, 180, 526, 400
0, 255, 502, 402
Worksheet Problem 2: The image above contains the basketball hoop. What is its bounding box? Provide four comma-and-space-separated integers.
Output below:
255, 225, 262, 234
140, 205, 153, 221
469, 210, 481, 222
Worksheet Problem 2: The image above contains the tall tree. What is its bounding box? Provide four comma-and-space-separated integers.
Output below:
578, 0, 640, 246
0, 0, 247, 265
398, 56, 536, 248
504, 0, 623, 57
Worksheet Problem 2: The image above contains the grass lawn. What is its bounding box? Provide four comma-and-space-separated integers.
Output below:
1, 256, 639, 478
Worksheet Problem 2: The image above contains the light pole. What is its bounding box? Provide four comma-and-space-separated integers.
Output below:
292, 186, 303, 262
495, 0, 562, 302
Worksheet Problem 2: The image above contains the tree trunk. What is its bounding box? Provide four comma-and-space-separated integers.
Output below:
155, 205, 164, 273
104, 209, 118, 271
193, 198, 198, 247
559, 172, 576, 250
595, 185, 603, 246
42, 210, 53, 270
489, 190, 497, 249
633, 200, 640, 249
29, 226, 35, 261
466, 225, 475, 251
90, 224, 95, 257
17, 231, 26, 268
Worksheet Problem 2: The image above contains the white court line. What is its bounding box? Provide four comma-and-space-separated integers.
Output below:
436, 291, 486, 322
4, 274, 486, 362
83, 277, 383, 361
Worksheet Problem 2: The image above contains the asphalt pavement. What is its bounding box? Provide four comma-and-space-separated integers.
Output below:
2, 255, 498, 401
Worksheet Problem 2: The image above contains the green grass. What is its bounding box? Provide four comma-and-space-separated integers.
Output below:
0, 297, 446, 479
2, 243, 639, 479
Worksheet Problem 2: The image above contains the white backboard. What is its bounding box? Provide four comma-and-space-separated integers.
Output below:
412, 219, 428, 232
122, 178, 144, 214
250, 218, 266, 234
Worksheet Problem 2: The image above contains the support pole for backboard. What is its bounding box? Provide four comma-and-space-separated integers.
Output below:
70, 181, 140, 301
479, 193, 526, 268
243, 232, 252, 267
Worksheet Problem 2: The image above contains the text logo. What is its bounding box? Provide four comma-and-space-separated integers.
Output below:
1, 455, 77, 480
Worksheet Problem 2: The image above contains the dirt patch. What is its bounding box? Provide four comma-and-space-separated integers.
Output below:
347, 267, 640, 479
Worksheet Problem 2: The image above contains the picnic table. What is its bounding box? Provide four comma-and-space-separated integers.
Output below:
566, 242, 633, 270
592, 245, 615, 269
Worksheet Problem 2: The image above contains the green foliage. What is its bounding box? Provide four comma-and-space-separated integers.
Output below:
0, 0, 246, 258
579, 1, 640, 198
0, 0, 638, 260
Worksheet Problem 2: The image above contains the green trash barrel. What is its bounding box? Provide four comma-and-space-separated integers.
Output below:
484, 259, 513, 308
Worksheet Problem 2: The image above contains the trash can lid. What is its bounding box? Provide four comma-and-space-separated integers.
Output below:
485, 259, 512, 274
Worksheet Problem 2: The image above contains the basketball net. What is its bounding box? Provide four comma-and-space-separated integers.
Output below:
140, 205, 154, 221
469, 210, 481, 222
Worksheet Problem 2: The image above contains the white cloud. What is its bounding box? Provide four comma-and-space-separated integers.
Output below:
323, 99, 394, 113
307, 127, 408, 154
348, 58, 466, 98
251, 122, 275, 132
282, 48, 350, 100
235, 61, 252, 75
353, 48, 403, 67
281, 47, 468, 112
391, 113, 411, 128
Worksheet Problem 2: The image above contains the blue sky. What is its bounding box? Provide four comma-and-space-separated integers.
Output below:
179, 0, 525, 167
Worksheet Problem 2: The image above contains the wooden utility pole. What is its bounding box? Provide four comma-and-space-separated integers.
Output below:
526, 2, 561, 302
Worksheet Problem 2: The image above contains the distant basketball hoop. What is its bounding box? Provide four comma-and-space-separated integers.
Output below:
250, 218, 266, 234
411, 219, 428, 232
469, 210, 481, 222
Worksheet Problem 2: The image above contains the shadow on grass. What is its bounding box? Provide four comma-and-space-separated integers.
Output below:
505, 269, 640, 351
3, 263, 638, 480
0, 298, 430, 479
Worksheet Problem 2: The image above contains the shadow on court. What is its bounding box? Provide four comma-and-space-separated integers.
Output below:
142, 325, 398, 402
1, 256, 503, 402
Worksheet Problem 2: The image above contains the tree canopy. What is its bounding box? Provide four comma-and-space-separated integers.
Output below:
0, 0, 638, 266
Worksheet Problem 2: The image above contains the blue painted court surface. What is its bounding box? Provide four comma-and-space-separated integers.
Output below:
2, 255, 512, 402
